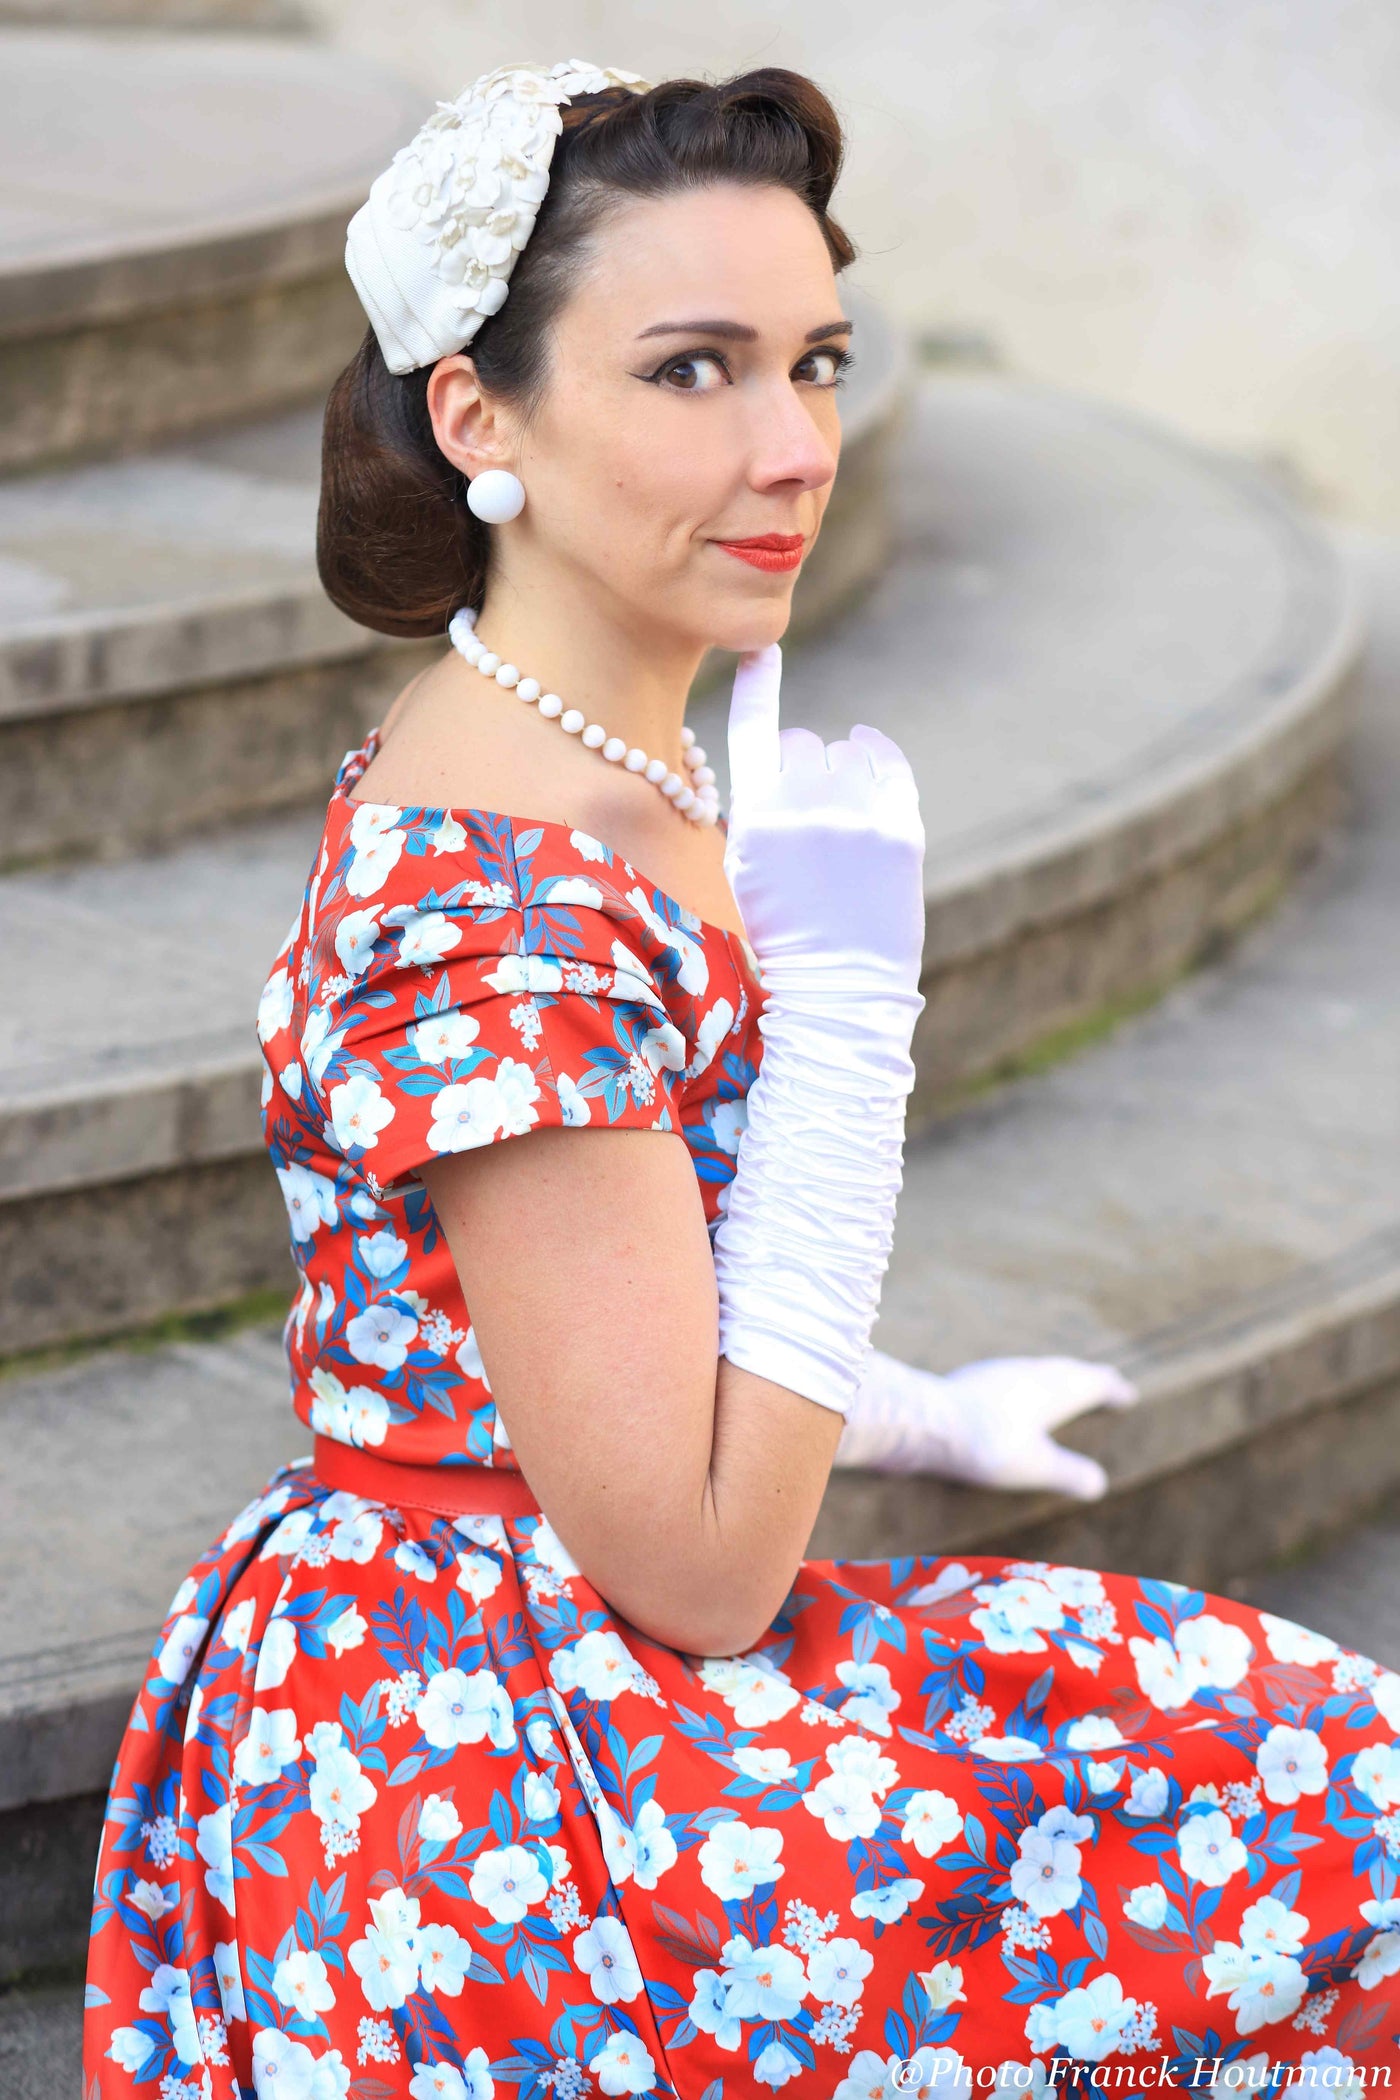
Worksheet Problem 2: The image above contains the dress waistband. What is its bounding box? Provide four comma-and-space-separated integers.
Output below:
312, 1436, 543, 1520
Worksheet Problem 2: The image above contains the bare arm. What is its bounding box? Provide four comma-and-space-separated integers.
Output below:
417, 1126, 844, 1659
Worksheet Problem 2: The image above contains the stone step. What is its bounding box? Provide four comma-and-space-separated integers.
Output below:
0, 1981, 83, 2100
0, 377, 1358, 1356
0, 27, 423, 472
0, 537, 1395, 1975
4, 0, 300, 24
0, 285, 907, 867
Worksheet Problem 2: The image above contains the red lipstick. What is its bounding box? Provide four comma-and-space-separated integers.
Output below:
714, 532, 806, 573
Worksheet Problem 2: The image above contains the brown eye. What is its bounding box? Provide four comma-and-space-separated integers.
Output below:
799, 347, 854, 387
655, 352, 730, 392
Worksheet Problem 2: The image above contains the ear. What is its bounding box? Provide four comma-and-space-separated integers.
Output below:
426, 353, 518, 478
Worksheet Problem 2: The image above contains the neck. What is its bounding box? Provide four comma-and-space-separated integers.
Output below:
473, 563, 709, 778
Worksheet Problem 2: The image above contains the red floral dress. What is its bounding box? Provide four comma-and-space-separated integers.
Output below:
84, 729, 1400, 2096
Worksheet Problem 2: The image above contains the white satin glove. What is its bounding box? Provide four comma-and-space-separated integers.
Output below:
834, 1345, 1142, 1499
711, 643, 927, 1416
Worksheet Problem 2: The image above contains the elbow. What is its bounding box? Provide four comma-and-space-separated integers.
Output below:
619, 1575, 794, 1662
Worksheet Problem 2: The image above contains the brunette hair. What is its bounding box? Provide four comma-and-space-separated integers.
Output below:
316, 67, 857, 639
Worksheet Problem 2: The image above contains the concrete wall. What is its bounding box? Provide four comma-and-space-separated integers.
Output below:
305, 0, 1400, 526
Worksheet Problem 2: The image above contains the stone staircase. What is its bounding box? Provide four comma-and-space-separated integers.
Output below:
0, 4, 1392, 2048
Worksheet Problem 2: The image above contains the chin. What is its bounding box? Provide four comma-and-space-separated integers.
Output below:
704, 594, 795, 656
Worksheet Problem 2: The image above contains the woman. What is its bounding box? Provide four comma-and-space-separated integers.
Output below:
85, 61, 1400, 2096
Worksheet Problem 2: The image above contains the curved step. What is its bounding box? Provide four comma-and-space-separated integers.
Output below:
815, 528, 1400, 1571
0, 286, 907, 866
0, 380, 1359, 1355
0, 546, 1395, 1976
3, 0, 300, 23
0, 28, 424, 470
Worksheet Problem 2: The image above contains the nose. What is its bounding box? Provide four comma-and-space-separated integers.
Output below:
744, 373, 840, 499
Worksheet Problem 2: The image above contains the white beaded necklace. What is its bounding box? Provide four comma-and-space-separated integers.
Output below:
448, 607, 721, 827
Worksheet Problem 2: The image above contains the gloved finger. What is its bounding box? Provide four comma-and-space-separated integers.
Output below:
1025, 1436, 1112, 1501
727, 642, 783, 792
1016, 1357, 1141, 1427
777, 725, 829, 776
849, 722, 913, 782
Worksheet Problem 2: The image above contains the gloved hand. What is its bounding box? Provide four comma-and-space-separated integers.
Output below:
711, 644, 927, 1417
833, 1344, 1141, 1499
721, 645, 927, 1013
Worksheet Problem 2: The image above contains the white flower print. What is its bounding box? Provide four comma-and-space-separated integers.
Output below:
349, 1889, 420, 2011
300, 1004, 348, 1091
277, 1163, 339, 1240
335, 907, 382, 979
212, 1940, 246, 2023
415, 1922, 473, 1996
1176, 1612, 1254, 1691
1239, 1894, 1308, 1956
484, 952, 563, 994
345, 807, 406, 898
732, 1745, 797, 1786
469, 1842, 549, 1924
156, 1614, 209, 1687
522, 1770, 561, 1824
574, 1914, 645, 2004
550, 1628, 647, 1704
1030, 1971, 1138, 2061
710, 1098, 747, 1154
540, 874, 604, 909
454, 1547, 505, 1604
309, 1738, 377, 1838
1201, 1941, 1307, 2032
253, 1614, 298, 1692
408, 1011, 481, 1064
418, 1793, 463, 1843
1124, 1883, 1169, 1928
1063, 1714, 1126, 1751
803, 1769, 883, 1844
807, 1936, 873, 2006
896, 1788, 962, 1860
1011, 1826, 1084, 1917
273, 1948, 336, 2017
393, 909, 462, 968
326, 1606, 367, 1656
257, 967, 294, 1044
691, 996, 737, 1077
698, 1818, 784, 1900
588, 2027, 657, 2093
356, 1227, 408, 1279
417, 1665, 516, 1750
640, 1017, 687, 1075
233, 1706, 302, 1787
309, 1369, 391, 1449
1257, 1723, 1329, 1804
196, 1804, 234, 1912
327, 1073, 395, 1154
1178, 1808, 1247, 1886
700, 1653, 802, 1727
556, 1070, 592, 1124
1125, 1765, 1170, 1817
1371, 1670, 1400, 1731
346, 1300, 418, 1370
426, 1061, 541, 1151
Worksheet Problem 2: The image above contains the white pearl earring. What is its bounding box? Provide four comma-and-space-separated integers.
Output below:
466, 469, 526, 524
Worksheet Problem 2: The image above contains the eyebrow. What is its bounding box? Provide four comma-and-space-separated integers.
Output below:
634, 317, 855, 343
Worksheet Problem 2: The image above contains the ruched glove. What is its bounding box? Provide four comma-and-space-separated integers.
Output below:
710, 643, 927, 1416
709, 642, 1142, 1497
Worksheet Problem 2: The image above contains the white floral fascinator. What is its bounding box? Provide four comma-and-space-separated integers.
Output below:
345, 58, 652, 375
